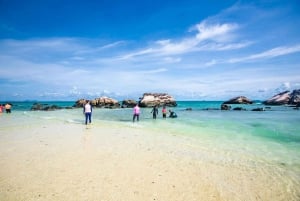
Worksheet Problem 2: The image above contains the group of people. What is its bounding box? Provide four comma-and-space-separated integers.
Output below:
133, 104, 177, 122
0, 103, 12, 113
83, 100, 177, 124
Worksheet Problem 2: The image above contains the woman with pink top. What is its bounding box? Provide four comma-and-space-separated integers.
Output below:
133, 104, 140, 122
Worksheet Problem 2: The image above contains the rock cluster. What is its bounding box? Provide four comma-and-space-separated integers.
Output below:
263, 90, 300, 105
139, 93, 177, 107
72, 93, 177, 109
74, 97, 120, 109
93, 97, 120, 108
31, 103, 72, 111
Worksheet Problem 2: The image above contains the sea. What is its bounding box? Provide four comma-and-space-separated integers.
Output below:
1, 100, 300, 198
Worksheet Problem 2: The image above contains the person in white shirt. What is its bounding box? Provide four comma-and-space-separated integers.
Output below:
83, 100, 92, 125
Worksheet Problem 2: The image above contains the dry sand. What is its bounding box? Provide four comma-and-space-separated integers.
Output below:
0, 120, 299, 201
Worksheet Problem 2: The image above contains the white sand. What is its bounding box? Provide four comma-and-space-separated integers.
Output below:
0, 120, 299, 201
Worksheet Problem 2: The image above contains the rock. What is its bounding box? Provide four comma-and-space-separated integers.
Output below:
252, 108, 265, 111
263, 91, 290, 105
31, 103, 62, 111
139, 93, 177, 107
121, 99, 137, 108
221, 104, 231, 110
263, 89, 300, 105
233, 107, 246, 111
43, 105, 62, 111
223, 96, 253, 104
74, 97, 120, 109
203, 108, 219, 110
31, 103, 44, 110
93, 96, 120, 108
289, 89, 300, 105
73, 99, 87, 107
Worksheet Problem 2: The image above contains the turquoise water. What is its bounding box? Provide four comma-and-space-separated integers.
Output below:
3, 101, 300, 145
1, 100, 300, 198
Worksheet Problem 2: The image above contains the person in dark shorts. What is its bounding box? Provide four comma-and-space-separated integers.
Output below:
5, 103, 12, 113
151, 105, 158, 119
162, 106, 167, 118
133, 104, 140, 122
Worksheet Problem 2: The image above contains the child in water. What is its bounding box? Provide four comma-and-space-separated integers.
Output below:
169, 110, 177, 118
162, 106, 167, 118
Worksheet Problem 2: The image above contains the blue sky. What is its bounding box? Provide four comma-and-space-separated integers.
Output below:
0, 0, 300, 101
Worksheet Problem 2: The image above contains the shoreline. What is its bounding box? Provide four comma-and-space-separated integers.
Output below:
0, 118, 299, 201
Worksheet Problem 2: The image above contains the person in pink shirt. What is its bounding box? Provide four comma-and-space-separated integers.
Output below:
0, 104, 4, 113
133, 104, 140, 122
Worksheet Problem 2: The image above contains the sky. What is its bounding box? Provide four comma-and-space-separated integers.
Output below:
0, 0, 300, 101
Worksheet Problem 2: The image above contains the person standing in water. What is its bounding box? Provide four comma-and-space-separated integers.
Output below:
151, 105, 158, 119
5, 103, 12, 113
83, 100, 92, 125
133, 104, 140, 122
162, 106, 167, 119
0, 104, 4, 113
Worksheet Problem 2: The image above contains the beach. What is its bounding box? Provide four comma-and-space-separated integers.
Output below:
0, 104, 299, 201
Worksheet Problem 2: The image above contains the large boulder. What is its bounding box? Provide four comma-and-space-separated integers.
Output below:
74, 97, 120, 108
223, 96, 253, 104
73, 99, 87, 107
93, 96, 120, 108
139, 93, 177, 107
263, 89, 300, 105
263, 91, 290, 105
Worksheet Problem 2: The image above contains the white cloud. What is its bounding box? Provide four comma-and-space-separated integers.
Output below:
229, 45, 300, 63
193, 21, 239, 42
137, 68, 168, 74
205, 59, 217, 66
163, 57, 181, 63
118, 20, 246, 60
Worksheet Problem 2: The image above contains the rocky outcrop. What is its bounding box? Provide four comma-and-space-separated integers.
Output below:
31, 103, 64, 111
74, 97, 120, 108
93, 97, 120, 108
263, 89, 300, 105
73, 99, 87, 107
121, 99, 137, 108
263, 91, 290, 105
139, 93, 177, 107
223, 96, 253, 104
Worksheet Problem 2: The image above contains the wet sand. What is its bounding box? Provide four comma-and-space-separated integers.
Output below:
0, 120, 299, 201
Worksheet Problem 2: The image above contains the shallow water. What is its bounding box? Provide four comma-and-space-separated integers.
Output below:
1, 101, 300, 200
